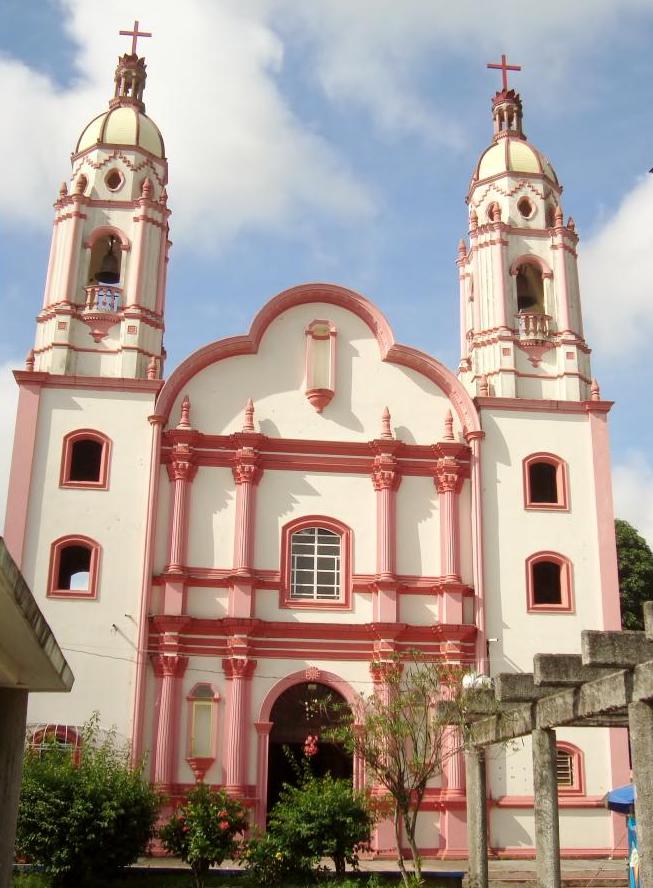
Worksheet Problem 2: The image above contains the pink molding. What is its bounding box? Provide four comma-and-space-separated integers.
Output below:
47, 534, 101, 600
131, 416, 164, 764
509, 253, 553, 279
525, 551, 574, 613
588, 409, 622, 630
4, 377, 43, 566
279, 515, 353, 611
59, 428, 112, 490
13, 370, 163, 394
156, 283, 481, 437
522, 452, 569, 511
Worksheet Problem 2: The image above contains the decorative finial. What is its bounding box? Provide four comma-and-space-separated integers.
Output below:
160, 187, 168, 207
141, 178, 153, 200
469, 208, 478, 233
457, 239, 467, 259
487, 53, 522, 92
146, 356, 158, 380
487, 55, 525, 140
479, 374, 490, 397
25, 349, 35, 372
590, 379, 601, 401
380, 407, 393, 440
74, 176, 86, 195
119, 19, 152, 56
554, 206, 564, 227
443, 409, 454, 441
242, 398, 255, 433
490, 202, 502, 223
567, 216, 576, 233
59, 182, 68, 199
178, 395, 191, 429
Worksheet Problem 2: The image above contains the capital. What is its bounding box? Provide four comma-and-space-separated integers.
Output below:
434, 458, 463, 495
152, 653, 188, 678
232, 447, 262, 486
167, 442, 197, 483
222, 657, 257, 680
372, 453, 400, 491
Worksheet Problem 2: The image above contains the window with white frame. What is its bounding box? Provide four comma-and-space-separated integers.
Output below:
290, 527, 341, 600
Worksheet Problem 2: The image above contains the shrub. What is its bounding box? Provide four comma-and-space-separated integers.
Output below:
159, 784, 248, 888
15, 717, 160, 887
244, 762, 375, 884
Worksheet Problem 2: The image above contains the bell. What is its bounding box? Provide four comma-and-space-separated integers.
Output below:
96, 236, 120, 285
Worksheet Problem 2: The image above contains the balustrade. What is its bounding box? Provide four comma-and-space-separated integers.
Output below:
516, 311, 552, 341
84, 284, 122, 313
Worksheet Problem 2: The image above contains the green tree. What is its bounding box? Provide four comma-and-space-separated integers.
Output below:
327, 655, 471, 888
16, 716, 160, 887
615, 518, 653, 630
159, 784, 248, 888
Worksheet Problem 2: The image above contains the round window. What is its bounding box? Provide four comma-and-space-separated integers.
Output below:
518, 197, 534, 219
105, 169, 123, 192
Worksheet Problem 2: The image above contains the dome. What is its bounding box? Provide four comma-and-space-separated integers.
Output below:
75, 105, 165, 159
472, 137, 558, 188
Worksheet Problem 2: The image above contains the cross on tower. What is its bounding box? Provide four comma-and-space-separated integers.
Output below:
119, 20, 152, 56
487, 54, 522, 91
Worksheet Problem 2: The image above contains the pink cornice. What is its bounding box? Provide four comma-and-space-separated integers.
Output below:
13, 370, 163, 394
156, 283, 481, 436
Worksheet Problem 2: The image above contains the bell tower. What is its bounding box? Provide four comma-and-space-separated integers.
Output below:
34, 22, 170, 380
457, 56, 591, 400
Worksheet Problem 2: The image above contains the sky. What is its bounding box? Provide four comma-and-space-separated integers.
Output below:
1, 0, 653, 544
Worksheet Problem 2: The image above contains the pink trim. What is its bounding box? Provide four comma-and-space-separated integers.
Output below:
13, 370, 163, 394
522, 452, 569, 511
47, 534, 101, 600
526, 551, 574, 612
588, 409, 622, 630
4, 378, 42, 566
279, 515, 353, 610
130, 416, 164, 764
83, 225, 131, 251
156, 283, 481, 436
509, 253, 553, 278
59, 429, 112, 489
477, 396, 611, 414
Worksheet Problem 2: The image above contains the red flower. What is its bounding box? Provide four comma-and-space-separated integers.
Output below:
218, 820, 229, 831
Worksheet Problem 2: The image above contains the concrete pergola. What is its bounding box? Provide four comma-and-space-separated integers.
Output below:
0, 538, 74, 888
459, 605, 653, 888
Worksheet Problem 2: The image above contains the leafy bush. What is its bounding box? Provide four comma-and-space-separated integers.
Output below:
244, 762, 374, 884
159, 785, 248, 888
15, 717, 160, 887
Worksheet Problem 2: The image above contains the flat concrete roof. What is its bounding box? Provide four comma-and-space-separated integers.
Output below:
0, 538, 73, 692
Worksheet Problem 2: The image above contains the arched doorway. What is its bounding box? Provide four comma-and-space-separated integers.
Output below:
267, 681, 352, 814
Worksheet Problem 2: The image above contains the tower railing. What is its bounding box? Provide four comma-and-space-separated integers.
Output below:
516, 311, 552, 342
83, 285, 122, 314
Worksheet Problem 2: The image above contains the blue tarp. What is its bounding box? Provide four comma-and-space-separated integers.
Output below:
605, 783, 636, 814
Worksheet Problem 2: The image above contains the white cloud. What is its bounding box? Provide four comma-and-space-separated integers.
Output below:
0, 362, 20, 535
613, 451, 653, 548
580, 175, 653, 357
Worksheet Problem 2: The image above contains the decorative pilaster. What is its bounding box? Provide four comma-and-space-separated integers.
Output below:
222, 654, 257, 795
371, 409, 401, 623
489, 203, 509, 330
151, 651, 188, 787
166, 439, 197, 573
435, 458, 463, 584
255, 721, 274, 829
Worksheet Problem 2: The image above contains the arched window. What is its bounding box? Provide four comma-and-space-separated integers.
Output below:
60, 430, 111, 489
48, 536, 100, 599
556, 742, 584, 795
280, 517, 352, 609
523, 453, 568, 510
185, 684, 218, 782
526, 552, 573, 612
28, 724, 81, 763
516, 263, 545, 313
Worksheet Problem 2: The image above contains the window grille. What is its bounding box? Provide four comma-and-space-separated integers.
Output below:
290, 527, 341, 600
556, 748, 574, 787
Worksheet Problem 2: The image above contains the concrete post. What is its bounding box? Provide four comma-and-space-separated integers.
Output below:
465, 746, 488, 888
0, 688, 28, 888
532, 728, 561, 888
629, 701, 653, 888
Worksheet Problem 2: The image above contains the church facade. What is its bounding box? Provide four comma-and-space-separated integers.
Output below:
4, 42, 629, 858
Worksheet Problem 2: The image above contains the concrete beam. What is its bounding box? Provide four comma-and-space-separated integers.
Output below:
533, 653, 618, 686
581, 629, 653, 668
495, 672, 568, 702
644, 601, 653, 641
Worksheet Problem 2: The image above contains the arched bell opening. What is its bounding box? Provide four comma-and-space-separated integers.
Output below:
88, 235, 122, 286
516, 263, 545, 313
267, 681, 352, 815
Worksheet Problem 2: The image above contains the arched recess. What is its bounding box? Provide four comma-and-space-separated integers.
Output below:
255, 670, 360, 828
155, 283, 481, 438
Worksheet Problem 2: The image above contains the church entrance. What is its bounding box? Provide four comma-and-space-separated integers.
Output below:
267, 681, 352, 814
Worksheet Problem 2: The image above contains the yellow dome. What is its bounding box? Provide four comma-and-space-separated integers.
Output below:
75, 105, 165, 159
472, 137, 558, 188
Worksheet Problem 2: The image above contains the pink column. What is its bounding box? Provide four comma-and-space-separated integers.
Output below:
490, 209, 509, 330
372, 453, 401, 580
369, 659, 401, 852
223, 656, 257, 795
166, 442, 197, 573
230, 445, 262, 618
435, 458, 463, 583
152, 652, 188, 787
255, 721, 273, 829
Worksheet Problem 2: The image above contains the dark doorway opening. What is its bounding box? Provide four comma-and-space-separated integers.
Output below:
267, 681, 352, 814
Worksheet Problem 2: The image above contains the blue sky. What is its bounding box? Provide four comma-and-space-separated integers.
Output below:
1, 0, 652, 541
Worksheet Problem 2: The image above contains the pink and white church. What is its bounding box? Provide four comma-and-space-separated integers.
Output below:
4, 37, 629, 858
